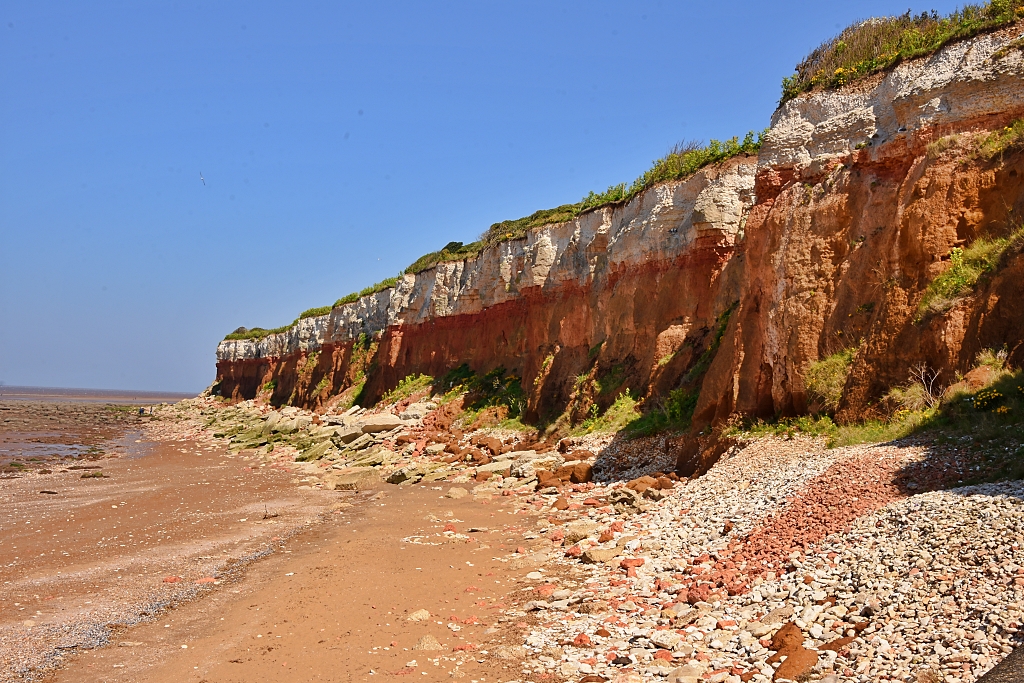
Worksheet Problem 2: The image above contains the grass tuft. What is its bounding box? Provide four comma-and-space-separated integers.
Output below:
780, 1, 1024, 103
379, 373, 434, 406
917, 224, 1024, 318
805, 348, 856, 412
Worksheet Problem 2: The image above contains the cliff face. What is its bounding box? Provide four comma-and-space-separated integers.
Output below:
697, 25, 1024, 427
217, 159, 756, 419
216, 26, 1024, 436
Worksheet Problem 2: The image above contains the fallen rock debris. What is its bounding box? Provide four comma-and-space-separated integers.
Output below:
152, 396, 1024, 682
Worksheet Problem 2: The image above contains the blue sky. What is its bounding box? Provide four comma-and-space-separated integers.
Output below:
0, 1, 964, 393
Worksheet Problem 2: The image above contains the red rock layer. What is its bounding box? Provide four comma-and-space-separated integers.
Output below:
216, 242, 740, 419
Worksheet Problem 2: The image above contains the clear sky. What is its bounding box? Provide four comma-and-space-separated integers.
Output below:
1, 0, 964, 393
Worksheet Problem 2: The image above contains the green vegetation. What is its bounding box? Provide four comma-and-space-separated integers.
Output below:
780, 1, 1024, 103
977, 118, 1024, 159
805, 348, 856, 412
917, 224, 1024, 317
224, 324, 293, 341
404, 241, 485, 275
333, 276, 402, 308
728, 350, 1024, 481
379, 373, 434, 405
298, 306, 332, 320
481, 134, 764, 245
260, 379, 278, 393
437, 364, 525, 420
573, 391, 642, 435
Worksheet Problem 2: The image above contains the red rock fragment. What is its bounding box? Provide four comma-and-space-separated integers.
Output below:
551, 497, 570, 510
573, 633, 592, 647
163, 576, 181, 583
620, 558, 645, 569
767, 622, 817, 681
443, 523, 458, 532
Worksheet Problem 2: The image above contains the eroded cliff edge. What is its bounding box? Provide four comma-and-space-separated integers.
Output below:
216, 26, 1024, 446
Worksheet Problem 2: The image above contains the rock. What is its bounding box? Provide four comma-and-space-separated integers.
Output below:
296, 440, 335, 462
510, 451, 564, 478
412, 635, 443, 651
407, 609, 430, 622
358, 414, 406, 433
476, 460, 512, 474
582, 547, 621, 564
323, 467, 380, 491
666, 664, 703, 683
564, 521, 601, 544
399, 402, 435, 420
425, 443, 446, 455
767, 622, 817, 682
492, 645, 526, 660
446, 487, 469, 499
650, 630, 681, 650
387, 466, 423, 485
608, 488, 641, 507
349, 446, 397, 467
333, 426, 363, 444
762, 606, 794, 625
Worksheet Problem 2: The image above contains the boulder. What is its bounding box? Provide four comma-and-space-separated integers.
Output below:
510, 451, 564, 479
412, 635, 443, 651
564, 521, 601, 545
400, 402, 436, 421
332, 426, 363, 444
323, 468, 380, 491
476, 460, 512, 474
358, 413, 407, 433
296, 440, 335, 462
581, 547, 621, 564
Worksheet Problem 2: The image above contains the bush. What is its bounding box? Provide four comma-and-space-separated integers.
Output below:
918, 225, 1024, 317
780, 1, 1024, 103
805, 348, 855, 412
380, 373, 434, 405
298, 306, 332, 320
977, 119, 1024, 159
404, 241, 485, 275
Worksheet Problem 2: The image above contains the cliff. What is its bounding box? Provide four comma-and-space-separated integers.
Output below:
216, 23, 1024, 443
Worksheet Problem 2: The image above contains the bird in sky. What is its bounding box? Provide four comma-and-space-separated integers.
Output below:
200, 172, 206, 186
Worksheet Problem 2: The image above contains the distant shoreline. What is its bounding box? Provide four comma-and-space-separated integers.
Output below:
0, 385, 196, 404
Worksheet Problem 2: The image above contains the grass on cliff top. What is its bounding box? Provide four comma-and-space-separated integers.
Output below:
481, 133, 763, 245
780, 0, 1024, 103
226, 133, 762, 341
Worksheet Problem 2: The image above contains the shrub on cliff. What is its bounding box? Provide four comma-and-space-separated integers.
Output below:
917, 224, 1024, 318
780, 1, 1024, 103
805, 348, 856, 413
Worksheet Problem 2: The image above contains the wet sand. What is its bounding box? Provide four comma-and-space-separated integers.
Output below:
42, 486, 544, 683
0, 404, 341, 681
2, 401, 546, 683
0, 388, 194, 406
